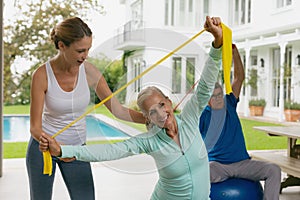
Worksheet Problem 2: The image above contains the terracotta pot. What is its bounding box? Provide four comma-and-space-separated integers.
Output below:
249, 106, 264, 116
284, 109, 300, 122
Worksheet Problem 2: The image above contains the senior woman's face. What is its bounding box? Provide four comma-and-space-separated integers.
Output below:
142, 91, 175, 128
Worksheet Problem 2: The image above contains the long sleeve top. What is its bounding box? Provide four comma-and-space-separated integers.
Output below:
61, 46, 222, 200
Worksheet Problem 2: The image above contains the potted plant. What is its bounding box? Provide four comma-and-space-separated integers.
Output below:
249, 99, 266, 116
284, 101, 300, 122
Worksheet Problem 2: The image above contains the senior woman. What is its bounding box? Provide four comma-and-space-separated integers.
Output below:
39, 16, 223, 200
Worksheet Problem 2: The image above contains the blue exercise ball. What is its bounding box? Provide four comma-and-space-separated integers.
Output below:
210, 178, 263, 200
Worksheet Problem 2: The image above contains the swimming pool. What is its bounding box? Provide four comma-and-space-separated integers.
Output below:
3, 115, 129, 142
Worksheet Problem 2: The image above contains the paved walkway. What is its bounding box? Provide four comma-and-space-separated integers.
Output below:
0, 156, 299, 199
0, 155, 159, 200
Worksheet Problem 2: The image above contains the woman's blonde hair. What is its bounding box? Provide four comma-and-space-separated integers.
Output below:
137, 86, 166, 113
137, 86, 167, 130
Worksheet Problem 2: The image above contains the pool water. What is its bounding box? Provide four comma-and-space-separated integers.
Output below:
3, 115, 129, 142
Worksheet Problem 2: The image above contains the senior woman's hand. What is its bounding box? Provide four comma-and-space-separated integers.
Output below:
204, 16, 223, 48
39, 133, 62, 157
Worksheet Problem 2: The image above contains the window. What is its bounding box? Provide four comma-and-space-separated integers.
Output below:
188, 0, 193, 12
164, 0, 174, 26
241, 0, 245, 24
277, 0, 292, 8
165, 0, 169, 25
242, 54, 246, 96
179, 0, 185, 26
233, 0, 251, 25
131, 0, 143, 30
271, 47, 292, 107
249, 54, 258, 96
164, 0, 169, 25
203, 0, 209, 20
251, 55, 257, 66
172, 57, 182, 93
247, 0, 251, 23
284, 47, 292, 102
249, 68, 258, 96
187, 0, 194, 27
164, 0, 197, 27
186, 57, 195, 92
133, 58, 143, 92
272, 48, 280, 107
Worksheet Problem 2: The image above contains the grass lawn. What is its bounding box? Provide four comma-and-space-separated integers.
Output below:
3, 104, 30, 114
3, 104, 286, 158
241, 118, 285, 150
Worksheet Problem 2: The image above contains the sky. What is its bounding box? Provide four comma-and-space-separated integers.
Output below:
86, 0, 126, 50
3, 0, 126, 74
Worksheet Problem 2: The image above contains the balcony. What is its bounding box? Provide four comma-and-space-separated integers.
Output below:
113, 20, 145, 51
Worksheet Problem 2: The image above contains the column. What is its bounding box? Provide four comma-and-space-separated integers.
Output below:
279, 42, 287, 122
244, 47, 251, 117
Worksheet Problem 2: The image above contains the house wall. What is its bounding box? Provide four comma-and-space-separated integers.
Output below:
124, 27, 207, 108
143, 0, 164, 28
118, 0, 300, 121
209, 0, 230, 24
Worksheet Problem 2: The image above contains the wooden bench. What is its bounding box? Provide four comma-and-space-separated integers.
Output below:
251, 126, 300, 192
250, 150, 300, 178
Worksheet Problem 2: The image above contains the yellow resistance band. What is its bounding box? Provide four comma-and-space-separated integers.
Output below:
173, 23, 232, 111
43, 28, 207, 175
221, 23, 233, 94
43, 23, 233, 175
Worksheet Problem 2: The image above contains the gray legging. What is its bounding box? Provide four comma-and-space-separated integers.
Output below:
210, 159, 281, 200
26, 137, 95, 200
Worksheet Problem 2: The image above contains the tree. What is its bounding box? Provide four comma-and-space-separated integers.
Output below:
4, 0, 104, 104
88, 56, 126, 104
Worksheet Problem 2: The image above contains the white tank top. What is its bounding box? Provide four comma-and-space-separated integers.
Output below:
42, 61, 90, 145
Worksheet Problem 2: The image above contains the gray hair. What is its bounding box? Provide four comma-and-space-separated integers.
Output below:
137, 86, 167, 130
214, 82, 223, 92
137, 86, 167, 115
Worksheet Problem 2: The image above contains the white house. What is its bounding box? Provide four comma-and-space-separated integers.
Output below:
112, 0, 300, 122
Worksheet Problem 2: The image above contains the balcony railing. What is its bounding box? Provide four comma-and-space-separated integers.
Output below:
114, 20, 145, 49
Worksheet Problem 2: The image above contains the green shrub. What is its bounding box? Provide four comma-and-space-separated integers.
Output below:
284, 101, 300, 110
249, 99, 266, 107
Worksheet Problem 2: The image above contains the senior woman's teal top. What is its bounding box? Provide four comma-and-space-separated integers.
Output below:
61, 46, 222, 200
